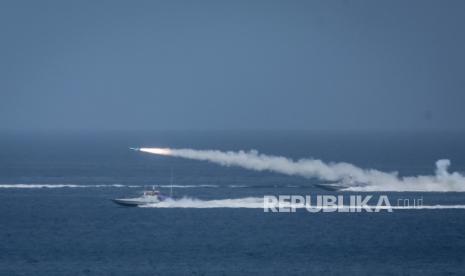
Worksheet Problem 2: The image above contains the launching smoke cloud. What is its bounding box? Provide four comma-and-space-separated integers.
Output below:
139, 148, 465, 192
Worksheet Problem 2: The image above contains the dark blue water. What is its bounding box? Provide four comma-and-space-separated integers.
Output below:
1, 131, 465, 275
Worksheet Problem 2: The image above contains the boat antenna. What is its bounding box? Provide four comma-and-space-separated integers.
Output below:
170, 168, 174, 197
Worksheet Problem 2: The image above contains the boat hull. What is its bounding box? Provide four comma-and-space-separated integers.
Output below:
112, 199, 140, 207
112, 198, 160, 207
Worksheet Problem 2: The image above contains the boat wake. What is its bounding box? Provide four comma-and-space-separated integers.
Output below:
0, 184, 133, 189
142, 197, 264, 208
0, 184, 220, 189
141, 196, 465, 210
0, 183, 299, 189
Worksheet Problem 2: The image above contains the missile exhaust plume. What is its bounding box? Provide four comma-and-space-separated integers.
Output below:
137, 147, 465, 192
140, 147, 171, 155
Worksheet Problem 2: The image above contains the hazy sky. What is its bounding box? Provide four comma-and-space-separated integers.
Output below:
1, 0, 464, 131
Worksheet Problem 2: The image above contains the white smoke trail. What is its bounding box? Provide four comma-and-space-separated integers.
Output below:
139, 148, 465, 192
141, 196, 465, 209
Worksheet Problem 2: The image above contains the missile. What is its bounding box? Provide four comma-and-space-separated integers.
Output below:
129, 147, 140, 151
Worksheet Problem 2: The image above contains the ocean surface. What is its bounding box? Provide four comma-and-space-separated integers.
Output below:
1, 130, 465, 275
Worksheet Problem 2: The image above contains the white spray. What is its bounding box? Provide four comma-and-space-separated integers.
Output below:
140, 196, 465, 209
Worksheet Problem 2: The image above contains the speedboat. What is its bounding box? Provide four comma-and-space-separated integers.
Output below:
314, 176, 366, 192
112, 188, 167, 207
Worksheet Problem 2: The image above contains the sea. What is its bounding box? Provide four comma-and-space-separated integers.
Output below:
1, 130, 465, 275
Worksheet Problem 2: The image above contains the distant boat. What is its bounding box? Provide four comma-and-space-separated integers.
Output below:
112, 187, 167, 207
114, 150, 175, 207
314, 183, 343, 191
314, 176, 365, 191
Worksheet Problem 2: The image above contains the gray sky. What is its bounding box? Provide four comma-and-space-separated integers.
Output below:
1, 0, 464, 131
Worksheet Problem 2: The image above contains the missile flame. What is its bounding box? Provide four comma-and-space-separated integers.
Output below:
139, 147, 172, 156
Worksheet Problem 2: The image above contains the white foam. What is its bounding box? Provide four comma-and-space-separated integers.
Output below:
391, 205, 465, 209
0, 184, 224, 189
228, 185, 248, 188
158, 184, 219, 188
0, 184, 130, 189
143, 197, 264, 208
141, 197, 465, 210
